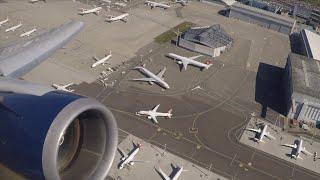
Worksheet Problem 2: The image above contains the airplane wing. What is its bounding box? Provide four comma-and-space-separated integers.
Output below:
0, 20, 84, 78
65, 83, 74, 87
246, 128, 261, 134
301, 148, 312, 156
156, 67, 166, 78
117, 147, 127, 158
182, 60, 188, 70
265, 132, 275, 140
152, 104, 160, 112
151, 115, 158, 123
189, 55, 203, 60
283, 144, 297, 149
131, 78, 156, 82
156, 167, 170, 180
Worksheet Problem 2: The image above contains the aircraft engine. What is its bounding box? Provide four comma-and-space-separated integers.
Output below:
0, 91, 118, 180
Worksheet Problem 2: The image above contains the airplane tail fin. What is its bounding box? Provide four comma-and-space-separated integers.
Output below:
167, 109, 172, 118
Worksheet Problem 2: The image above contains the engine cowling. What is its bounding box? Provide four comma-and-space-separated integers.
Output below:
0, 91, 118, 180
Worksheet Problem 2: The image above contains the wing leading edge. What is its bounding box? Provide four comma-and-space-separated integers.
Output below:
0, 20, 85, 79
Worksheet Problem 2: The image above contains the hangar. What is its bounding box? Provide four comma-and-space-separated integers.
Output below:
178, 24, 233, 57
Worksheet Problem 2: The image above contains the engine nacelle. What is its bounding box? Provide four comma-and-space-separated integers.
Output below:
0, 91, 118, 180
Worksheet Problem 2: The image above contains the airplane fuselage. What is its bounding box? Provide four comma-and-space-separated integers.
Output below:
145, 1, 170, 9
92, 54, 112, 68
20, 28, 37, 37
119, 147, 140, 169
106, 13, 129, 22
79, 7, 102, 15
167, 53, 211, 70
0, 18, 9, 26
294, 140, 303, 159
136, 67, 170, 89
5, 23, 22, 32
258, 125, 267, 142
138, 111, 170, 118
172, 166, 183, 180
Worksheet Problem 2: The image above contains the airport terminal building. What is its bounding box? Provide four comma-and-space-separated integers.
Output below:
178, 24, 233, 57
228, 2, 296, 35
283, 53, 320, 127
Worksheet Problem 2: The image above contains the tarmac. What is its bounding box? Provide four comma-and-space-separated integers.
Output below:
108, 133, 228, 180
1, 0, 319, 180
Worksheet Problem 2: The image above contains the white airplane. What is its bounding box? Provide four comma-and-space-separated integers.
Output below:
131, 65, 170, 89
52, 83, 74, 92
167, 53, 212, 71
5, 22, 22, 32
246, 124, 275, 143
136, 104, 172, 124
145, 0, 170, 9
105, 13, 129, 23
29, 0, 46, 3
78, 6, 102, 15
20, 28, 37, 37
117, 142, 143, 169
283, 139, 312, 160
156, 164, 185, 180
91, 50, 112, 68
0, 17, 9, 27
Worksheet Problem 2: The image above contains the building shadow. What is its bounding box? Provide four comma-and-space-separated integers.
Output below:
255, 62, 286, 118
218, 9, 229, 17
289, 32, 302, 55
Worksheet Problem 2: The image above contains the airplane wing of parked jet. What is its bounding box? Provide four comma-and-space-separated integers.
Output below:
265, 132, 275, 140
0, 20, 118, 180
301, 148, 312, 156
152, 104, 160, 112
156, 66, 166, 78
283, 143, 297, 149
156, 167, 170, 180
189, 55, 203, 60
117, 147, 128, 158
246, 128, 261, 134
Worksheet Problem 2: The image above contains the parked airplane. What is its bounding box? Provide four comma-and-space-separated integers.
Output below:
145, 0, 170, 9
131, 65, 170, 89
20, 28, 37, 37
0, 17, 9, 27
52, 83, 74, 92
91, 50, 112, 68
136, 104, 172, 124
246, 124, 275, 143
29, 0, 46, 3
167, 53, 212, 71
156, 164, 185, 180
118, 142, 143, 169
78, 6, 102, 15
283, 139, 312, 160
5, 22, 22, 32
105, 13, 129, 23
